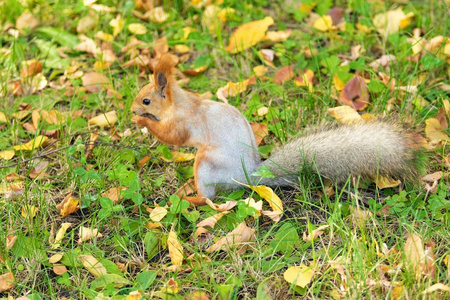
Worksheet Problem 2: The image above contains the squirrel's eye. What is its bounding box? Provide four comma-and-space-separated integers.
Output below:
142, 98, 151, 105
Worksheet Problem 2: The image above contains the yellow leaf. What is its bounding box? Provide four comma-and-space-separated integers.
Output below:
373, 8, 414, 36
327, 106, 362, 125
126, 290, 143, 300
109, 15, 124, 36
13, 135, 47, 151
263, 30, 292, 43
205, 199, 238, 211
0, 112, 7, 122
253, 65, 268, 77
0, 150, 15, 160
225, 17, 274, 54
374, 175, 401, 189
313, 15, 333, 32
149, 7, 169, 24
216, 78, 252, 103
95, 31, 114, 42
21, 205, 38, 219
425, 118, 450, 144
88, 111, 117, 128
12, 110, 30, 120
181, 27, 196, 40
128, 23, 147, 35
49, 253, 64, 264
51, 223, 72, 249
0, 273, 15, 292
299, 2, 316, 14
160, 151, 195, 162
167, 228, 183, 267
102, 186, 127, 204
217, 7, 235, 22
60, 197, 80, 217
173, 44, 190, 54
404, 233, 425, 278
422, 283, 450, 294
79, 255, 107, 278
283, 265, 314, 288
333, 74, 345, 91
150, 206, 168, 222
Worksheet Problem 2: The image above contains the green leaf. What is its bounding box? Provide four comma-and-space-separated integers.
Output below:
252, 166, 275, 179
421, 54, 444, 70
256, 277, 274, 300
144, 231, 159, 260
34, 27, 79, 48
182, 209, 200, 223
349, 57, 366, 71
137, 270, 157, 290
90, 274, 132, 290
270, 222, 300, 256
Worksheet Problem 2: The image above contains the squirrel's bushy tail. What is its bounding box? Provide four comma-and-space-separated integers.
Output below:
256, 121, 426, 186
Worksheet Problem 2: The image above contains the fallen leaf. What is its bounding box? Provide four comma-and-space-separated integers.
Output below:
102, 186, 127, 204
78, 227, 103, 244
0, 273, 15, 292
206, 222, 256, 252
51, 223, 72, 249
422, 172, 443, 183
53, 265, 68, 275
349, 206, 373, 226
167, 228, 183, 267
404, 233, 428, 279
328, 7, 344, 25
0, 112, 6, 122
263, 30, 292, 43
109, 15, 124, 36
197, 211, 230, 228
241, 198, 263, 216
283, 265, 314, 288
29, 160, 50, 179
20, 60, 42, 77
185, 290, 210, 300
88, 111, 117, 128
333, 74, 345, 91
369, 55, 395, 69
374, 175, 401, 189
49, 253, 64, 264
160, 151, 195, 162
173, 44, 190, 53
259, 49, 275, 67
13, 135, 47, 151
0, 150, 15, 160
225, 17, 274, 54
422, 283, 450, 294
82, 72, 110, 93
339, 75, 370, 110
253, 65, 268, 77
149, 7, 169, 24
21, 205, 38, 219
77, 15, 97, 33
56, 193, 80, 217
216, 77, 254, 102
16, 12, 40, 32
373, 8, 414, 36
149, 206, 168, 222
274, 65, 294, 85
183, 65, 207, 76
75, 35, 99, 55
128, 23, 147, 35
302, 225, 330, 242
261, 210, 283, 222
12, 110, 30, 120
95, 31, 114, 42
327, 106, 362, 125
294, 69, 314, 91
126, 290, 143, 300
250, 122, 269, 145
79, 255, 107, 278
313, 15, 333, 32
425, 118, 450, 144
6, 235, 17, 251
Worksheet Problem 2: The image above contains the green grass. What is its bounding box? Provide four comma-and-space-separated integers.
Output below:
0, 0, 449, 299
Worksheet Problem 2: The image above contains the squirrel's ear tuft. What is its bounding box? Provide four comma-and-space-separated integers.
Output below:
153, 54, 176, 99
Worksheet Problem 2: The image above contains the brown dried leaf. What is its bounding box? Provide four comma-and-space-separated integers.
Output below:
274, 65, 294, 85
29, 160, 50, 179
77, 15, 97, 33
82, 72, 110, 93
328, 7, 344, 25
6, 235, 17, 251
206, 222, 256, 252
53, 265, 68, 275
197, 211, 230, 228
0, 273, 15, 292
422, 283, 450, 294
339, 75, 370, 111
16, 12, 39, 32
302, 225, 330, 242
422, 172, 443, 183
79, 254, 107, 278
102, 186, 127, 204
350, 206, 373, 226
404, 233, 434, 279
250, 122, 269, 146
205, 199, 237, 212
425, 118, 450, 144
20, 60, 42, 77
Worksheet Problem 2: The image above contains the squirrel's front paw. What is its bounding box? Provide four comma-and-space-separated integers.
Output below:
131, 115, 145, 124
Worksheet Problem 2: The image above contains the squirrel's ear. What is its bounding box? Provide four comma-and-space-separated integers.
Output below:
156, 72, 168, 98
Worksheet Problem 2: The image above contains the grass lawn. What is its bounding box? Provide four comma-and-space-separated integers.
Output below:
0, 0, 449, 298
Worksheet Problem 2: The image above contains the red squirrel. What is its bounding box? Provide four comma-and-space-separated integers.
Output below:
131, 55, 424, 206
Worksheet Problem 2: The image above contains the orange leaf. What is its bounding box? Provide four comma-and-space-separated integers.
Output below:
274, 65, 294, 85
339, 75, 370, 111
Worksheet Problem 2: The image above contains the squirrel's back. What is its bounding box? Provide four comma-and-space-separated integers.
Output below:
259, 121, 425, 185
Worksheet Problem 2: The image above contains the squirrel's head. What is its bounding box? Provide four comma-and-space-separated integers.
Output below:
131, 55, 176, 122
